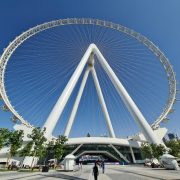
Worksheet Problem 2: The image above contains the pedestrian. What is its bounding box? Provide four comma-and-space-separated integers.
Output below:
79, 161, 82, 170
92, 162, 99, 180
101, 161, 105, 173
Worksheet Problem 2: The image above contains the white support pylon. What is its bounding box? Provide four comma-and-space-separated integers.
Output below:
43, 44, 94, 138
93, 44, 162, 144
129, 146, 136, 163
91, 67, 116, 138
64, 67, 90, 138
43, 43, 161, 144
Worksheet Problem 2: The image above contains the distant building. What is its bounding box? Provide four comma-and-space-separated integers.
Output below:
167, 133, 179, 141
162, 137, 167, 143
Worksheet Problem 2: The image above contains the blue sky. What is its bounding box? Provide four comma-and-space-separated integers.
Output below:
0, 0, 180, 137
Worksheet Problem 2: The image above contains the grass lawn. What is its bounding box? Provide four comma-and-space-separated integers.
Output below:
0, 168, 40, 172
0, 168, 16, 172
18, 169, 40, 172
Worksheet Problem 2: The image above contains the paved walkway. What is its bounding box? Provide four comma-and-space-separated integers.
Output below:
0, 165, 180, 180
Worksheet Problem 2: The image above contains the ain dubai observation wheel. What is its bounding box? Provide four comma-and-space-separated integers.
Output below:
0, 18, 177, 146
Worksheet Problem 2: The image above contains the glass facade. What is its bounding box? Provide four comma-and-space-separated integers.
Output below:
63, 143, 142, 163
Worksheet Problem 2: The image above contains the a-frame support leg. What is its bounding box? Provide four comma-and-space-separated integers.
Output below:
91, 67, 115, 138
64, 67, 90, 138
93, 45, 162, 144
43, 44, 94, 138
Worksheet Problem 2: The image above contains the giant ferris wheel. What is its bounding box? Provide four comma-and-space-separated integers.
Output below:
0, 18, 177, 145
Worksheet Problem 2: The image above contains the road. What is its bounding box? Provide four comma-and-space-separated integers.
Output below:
0, 165, 180, 180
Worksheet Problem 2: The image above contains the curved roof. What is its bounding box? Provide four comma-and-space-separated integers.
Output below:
67, 137, 141, 148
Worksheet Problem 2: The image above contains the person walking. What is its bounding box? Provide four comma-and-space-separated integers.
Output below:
79, 161, 82, 170
101, 161, 105, 173
93, 162, 99, 180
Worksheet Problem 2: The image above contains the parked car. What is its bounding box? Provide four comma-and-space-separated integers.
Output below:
144, 158, 160, 168
8, 161, 20, 170
176, 158, 180, 167
144, 159, 151, 167
151, 158, 161, 168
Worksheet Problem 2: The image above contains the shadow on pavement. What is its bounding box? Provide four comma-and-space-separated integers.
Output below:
6, 174, 42, 180
110, 168, 163, 180
41, 173, 87, 180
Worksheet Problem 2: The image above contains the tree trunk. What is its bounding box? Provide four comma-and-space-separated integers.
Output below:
31, 157, 35, 171
54, 158, 57, 169
30, 151, 36, 171
21, 156, 26, 168
6, 153, 11, 169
